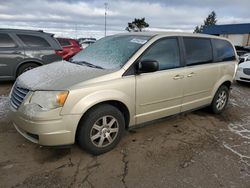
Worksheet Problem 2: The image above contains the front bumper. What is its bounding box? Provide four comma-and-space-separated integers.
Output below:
235, 70, 250, 82
9, 105, 82, 146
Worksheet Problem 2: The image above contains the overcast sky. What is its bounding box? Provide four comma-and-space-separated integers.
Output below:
0, 0, 250, 38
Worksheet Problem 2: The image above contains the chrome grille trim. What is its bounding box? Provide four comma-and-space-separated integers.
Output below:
10, 85, 29, 109
11, 100, 19, 109
15, 87, 28, 95
12, 88, 25, 99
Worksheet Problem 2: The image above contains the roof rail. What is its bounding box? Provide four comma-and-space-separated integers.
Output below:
0, 28, 54, 36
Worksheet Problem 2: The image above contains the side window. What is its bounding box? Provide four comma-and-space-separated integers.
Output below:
17, 34, 50, 47
213, 39, 236, 62
0, 33, 16, 48
57, 39, 71, 47
140, 38, 181, 70
183, 37, 213, 66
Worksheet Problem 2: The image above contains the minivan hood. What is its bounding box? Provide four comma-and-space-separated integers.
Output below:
16, 61, 115, 90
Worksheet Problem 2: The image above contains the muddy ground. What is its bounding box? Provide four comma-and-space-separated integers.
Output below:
0, 81, 250, 188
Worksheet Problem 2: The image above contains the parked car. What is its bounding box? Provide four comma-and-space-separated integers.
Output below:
79, 39, 96, 49
0, 29, 62, 81
244, 46, 250, 50
239, 53, 250, 64
78, 37, 96, 44
235, 60, 250, 82
9, 32, 237, 155
235, 45, 250, 56
56, 38, 82, 61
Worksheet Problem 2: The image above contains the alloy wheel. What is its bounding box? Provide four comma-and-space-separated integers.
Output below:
23, 66, 34, 73
90, 115, 119, 148
216, 90, 227, 111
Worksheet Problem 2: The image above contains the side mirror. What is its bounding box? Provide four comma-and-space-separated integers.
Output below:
137, 60, 159, 74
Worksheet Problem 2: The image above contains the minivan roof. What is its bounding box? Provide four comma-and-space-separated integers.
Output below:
0, 28, 54, 36
116, 31, 227, 40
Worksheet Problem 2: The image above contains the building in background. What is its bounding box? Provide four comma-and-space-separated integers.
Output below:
203, 23, 250, 46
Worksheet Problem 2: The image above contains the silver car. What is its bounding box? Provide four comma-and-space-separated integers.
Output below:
9, 32, 237, 155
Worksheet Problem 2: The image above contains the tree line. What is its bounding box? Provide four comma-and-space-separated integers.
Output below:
125, 11, 217, 33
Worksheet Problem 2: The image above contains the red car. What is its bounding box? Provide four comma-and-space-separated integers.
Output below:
56, 38, 82, 61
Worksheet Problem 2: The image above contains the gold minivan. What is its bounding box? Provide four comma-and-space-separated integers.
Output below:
9, 32, 237, 154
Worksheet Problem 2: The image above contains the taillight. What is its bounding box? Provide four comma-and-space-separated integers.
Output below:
55, 50, 64, 57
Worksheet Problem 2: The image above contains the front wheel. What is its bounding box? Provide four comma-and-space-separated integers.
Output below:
77, 104, 125, 155
17, 63, 39, 77
210, 85, 229, 114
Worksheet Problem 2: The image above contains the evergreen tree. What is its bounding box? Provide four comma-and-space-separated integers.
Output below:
194, 11, 217, 33
126, 18, 149, 32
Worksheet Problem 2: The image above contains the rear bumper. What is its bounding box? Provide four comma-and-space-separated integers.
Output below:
9, 105, 82, 146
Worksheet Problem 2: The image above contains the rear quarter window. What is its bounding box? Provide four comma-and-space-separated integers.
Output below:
17, 34, 51, 47
0, 33, 17, 48
213, 39, 236, 62
183, 37, 213, 66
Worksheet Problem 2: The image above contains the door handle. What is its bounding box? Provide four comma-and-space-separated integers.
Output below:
187, 72, 195, 77
173, 75, 184, 80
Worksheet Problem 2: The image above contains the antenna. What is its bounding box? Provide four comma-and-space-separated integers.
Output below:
104, 2, 108, 37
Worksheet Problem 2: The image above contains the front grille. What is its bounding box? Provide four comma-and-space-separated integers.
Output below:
10, 85, 29, 109
243, 68, 250, 75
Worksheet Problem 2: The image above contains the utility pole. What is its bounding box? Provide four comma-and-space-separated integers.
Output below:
104, 2, 108, 37
75, 24, 78, 39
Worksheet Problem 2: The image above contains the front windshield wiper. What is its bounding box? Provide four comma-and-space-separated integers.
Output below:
70, 60, 104, 69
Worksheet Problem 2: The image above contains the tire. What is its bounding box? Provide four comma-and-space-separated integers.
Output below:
210, 85, 229, 114
17, 63, 39, 77
77, 104, 125, 155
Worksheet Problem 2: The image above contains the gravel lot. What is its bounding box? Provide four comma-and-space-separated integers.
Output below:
0, 81, 250, 188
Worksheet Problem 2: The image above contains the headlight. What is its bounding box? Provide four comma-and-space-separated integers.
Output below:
30, 91, 68, 110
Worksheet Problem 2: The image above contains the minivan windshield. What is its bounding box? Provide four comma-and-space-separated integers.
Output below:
70, 35, 151, 70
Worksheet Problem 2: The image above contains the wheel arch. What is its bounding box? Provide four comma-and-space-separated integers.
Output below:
210, 80, 231, 114
75, 100, 131, 143
221, 80, 231, 89
15, 60, 43, 77
78, 100, 130, 129
211, 76, 232, 100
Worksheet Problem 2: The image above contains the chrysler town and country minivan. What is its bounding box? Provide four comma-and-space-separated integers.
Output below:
9, 32, 237, 155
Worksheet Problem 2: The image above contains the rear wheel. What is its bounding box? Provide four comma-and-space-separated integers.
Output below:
17, 63, 39, 77
77, 104, 125, 155
210, 85, 229, 114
